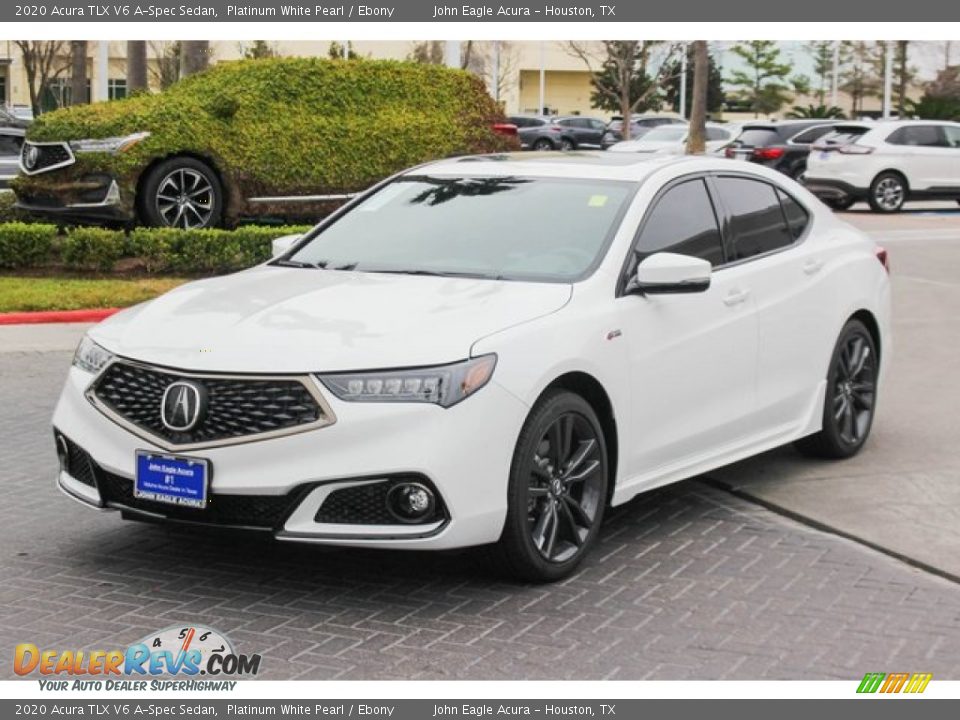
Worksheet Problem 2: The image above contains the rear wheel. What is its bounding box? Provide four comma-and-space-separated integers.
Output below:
795, 319, 878, 459
139, 156, 224, 229
491, 390, 608, 582
824, 197, 856, 211
533, 138, 555, 151
560, 138, 575, 151
868, 172, 907, 213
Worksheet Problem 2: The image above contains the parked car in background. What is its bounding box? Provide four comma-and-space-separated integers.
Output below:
804, 120, 960, 212
608, 123, 735, 155
550, 116, 608, 150
724, 121, 841, 179
14, 58, 516, 228
55, 152, 890, 581
509, 115, 567, 150
601, 115, 685, 149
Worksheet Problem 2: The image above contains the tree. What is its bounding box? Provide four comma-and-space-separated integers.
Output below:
328, 42, 359, 60
566, 41, 681, 139
242, 41, 277, 59
686, 41, 709, 155
840, 41, 883, 117
13, 41, 69, 116
786, 104, 845, 119
806, 41, 835, 106
893, 41, 916, 117
180, 41, 210, 79
69, 41, 88, 106
663, 44, 724, 116
127, 41, 148, 94
726, 41, 793, 116
408, 41, 444, 65
149, 41, 181, 90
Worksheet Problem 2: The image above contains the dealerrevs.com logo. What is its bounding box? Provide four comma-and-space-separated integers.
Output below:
857, 672, 932, 694
14, 625, 261, 684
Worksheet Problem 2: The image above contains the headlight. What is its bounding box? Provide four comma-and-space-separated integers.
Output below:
318, 355, 497, 408
73, 336, 114, 375
70, 132, 150, 154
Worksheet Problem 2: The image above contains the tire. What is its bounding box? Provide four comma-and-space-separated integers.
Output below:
560, 138, 575, 151
824, 197, 856, 211
795, 319, 879, 459
490, 390, 609, 582
532, 138, 555, 151
868, 172, 907, 213
139, 156, 224, 229
789, 164, 807, 182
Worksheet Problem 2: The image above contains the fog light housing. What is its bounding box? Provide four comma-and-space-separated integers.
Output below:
387, 482, 436, 524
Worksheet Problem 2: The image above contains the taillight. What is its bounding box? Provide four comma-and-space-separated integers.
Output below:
752, 147, 785, 160
724, 146, 735, 158
548, 126, 563, 133
838, 144, 874, 155
875, 246, 890, 273
492, 123, 518, 137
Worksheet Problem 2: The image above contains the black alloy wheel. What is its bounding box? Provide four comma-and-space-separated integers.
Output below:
491, 390, 608, 581
796, 319, 878, 459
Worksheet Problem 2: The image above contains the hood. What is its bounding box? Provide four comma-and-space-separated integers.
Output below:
90, 266, 572, 373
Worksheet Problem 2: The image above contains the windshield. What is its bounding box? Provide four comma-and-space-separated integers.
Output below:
642, 126, 688, 143
286, 175, 636, 282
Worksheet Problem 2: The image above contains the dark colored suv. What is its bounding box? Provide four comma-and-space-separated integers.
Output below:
509, 115, 607, 151
725, 121, 841, 179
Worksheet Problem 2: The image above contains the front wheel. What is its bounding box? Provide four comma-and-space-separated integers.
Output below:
491, 390, 609, 582
532, 138, 555, 151
139, 156, 224, 229
560, 138, 575, 151
824, 197, 856, 211
795, 319, 878, 459
868, 172, 906, 213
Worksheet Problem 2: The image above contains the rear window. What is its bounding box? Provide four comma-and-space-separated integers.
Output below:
815, 126, 870, 147
789, 125, 836, 145
735, 128, 781, 147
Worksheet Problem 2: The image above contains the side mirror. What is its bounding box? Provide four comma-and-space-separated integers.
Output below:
629, 252, 712, 295
271, 234, 302, 259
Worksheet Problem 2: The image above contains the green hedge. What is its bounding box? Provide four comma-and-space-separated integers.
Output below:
0, 222, 310, 274
17, 58, 517, 223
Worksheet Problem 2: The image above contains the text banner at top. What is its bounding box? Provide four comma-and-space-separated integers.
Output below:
6, 0, 960, 22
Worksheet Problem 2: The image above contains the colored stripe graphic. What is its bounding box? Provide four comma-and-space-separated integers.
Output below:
858, 672, 931, 694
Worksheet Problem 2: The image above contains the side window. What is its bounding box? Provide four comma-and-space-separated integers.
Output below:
942, 126, 960, 148
705, 127, 729, 141
632, 179, 724, 267
776, 188, 810, 240
887, 125, 946, 147
714, 177, 794, 260
590, 119, 606, 130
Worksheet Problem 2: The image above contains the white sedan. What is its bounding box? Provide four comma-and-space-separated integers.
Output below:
54, 153, 891, 582
608, 123, 737, 155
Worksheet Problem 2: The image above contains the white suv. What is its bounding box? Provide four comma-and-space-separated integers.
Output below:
804, 120, 960, 212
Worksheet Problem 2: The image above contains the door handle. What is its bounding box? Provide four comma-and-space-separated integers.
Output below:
723, 288, 751, 307
803, 258, 825, 275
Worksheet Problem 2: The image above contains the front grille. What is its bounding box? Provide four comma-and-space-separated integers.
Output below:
314, 478, 447, 525
22, 142, 73, 173
96, 472, 306, 529
91, 361, 328, 447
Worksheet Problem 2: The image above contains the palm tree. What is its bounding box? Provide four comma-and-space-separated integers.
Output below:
786, 103, 845, 119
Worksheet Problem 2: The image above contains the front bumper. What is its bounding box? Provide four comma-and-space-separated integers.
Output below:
16, 176, 131, 224
52, 364, 530, 550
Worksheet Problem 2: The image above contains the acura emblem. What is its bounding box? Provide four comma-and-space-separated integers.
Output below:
161, 381, 207, 432
23, 144, 39, 171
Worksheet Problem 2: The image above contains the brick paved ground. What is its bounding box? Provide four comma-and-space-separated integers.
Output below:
2, 350, 959, 680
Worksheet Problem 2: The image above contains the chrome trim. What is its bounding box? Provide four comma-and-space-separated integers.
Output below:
19, 140, 76, 176
57, 470, 104, 508
247, 193, 358, 203
66, 179, 121, 209
85, 358, 338, 451
281, 479, 447, 540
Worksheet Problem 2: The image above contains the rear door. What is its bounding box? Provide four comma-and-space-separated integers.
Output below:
711, 174, 836, 431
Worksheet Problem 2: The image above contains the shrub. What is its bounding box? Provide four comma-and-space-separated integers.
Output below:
61, 227, 127, 272
0, 192, 24, 224
17, 58, 517, 225
0, 222, 58, 269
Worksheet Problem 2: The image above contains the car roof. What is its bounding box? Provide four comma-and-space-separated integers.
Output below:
861, 119, 960, 130
410, 151, 733, 182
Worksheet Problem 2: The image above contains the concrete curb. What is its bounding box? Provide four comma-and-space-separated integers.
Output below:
0, 308, 119, 326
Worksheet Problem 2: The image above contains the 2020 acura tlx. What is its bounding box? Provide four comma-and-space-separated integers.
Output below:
53, 152, 891, 581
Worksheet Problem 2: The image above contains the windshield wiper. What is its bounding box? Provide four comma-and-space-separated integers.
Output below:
273, 259, 319, 268
366, 268, 501, 280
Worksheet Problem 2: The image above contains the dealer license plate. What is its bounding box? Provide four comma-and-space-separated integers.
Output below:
135, 451, 208, 509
